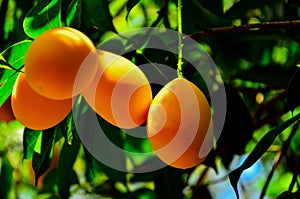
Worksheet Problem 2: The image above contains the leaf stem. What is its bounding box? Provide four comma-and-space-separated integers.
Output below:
177, 0, 183, 77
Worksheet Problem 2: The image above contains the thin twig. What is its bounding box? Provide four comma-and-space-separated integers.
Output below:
191, 20, 300, 39
259, 122, 299, 199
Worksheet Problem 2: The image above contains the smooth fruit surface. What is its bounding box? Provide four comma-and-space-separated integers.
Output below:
0, 96, 15, 122
82, 50, 152, 129
11, 73, 72, 130
147, 77, 212, 169
25, 27, 98, 100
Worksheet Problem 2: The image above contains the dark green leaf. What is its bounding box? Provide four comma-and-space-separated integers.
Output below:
93, 179, 123, 197
40, 168, 57, 193
217, 85, 254, 168
23, 128, 42, 160
182, 0, 230, 34
229, 112, 300, 199
0, 156, 13, 199
154, 167, 185, 199
126, 0, 140, 20
198, 0, 223, 17
287, 68, 300, 112
57, 135, 80, 198
60, 0, 74, 24
32, 128, 56, 186
76, 0, 116, 41
233, 66, 293, 86
277, 189, 300, 199
23, 0, 61, 39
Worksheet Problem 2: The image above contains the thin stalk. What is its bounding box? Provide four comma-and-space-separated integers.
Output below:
177, 0, 183, 77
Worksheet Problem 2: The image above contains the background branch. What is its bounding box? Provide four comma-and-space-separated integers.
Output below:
191, 20, 300, 38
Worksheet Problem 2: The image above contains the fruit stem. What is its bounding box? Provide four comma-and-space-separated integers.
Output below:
177, 0, 184, 78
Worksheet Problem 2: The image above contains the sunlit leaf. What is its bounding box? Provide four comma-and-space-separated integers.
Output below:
229, 112, 300, 199
66, 0, 78, 27
126, 0, 140, 20
23, 0, 61, 39
0, 40, 32, 106
224, 0, 267, 19
1, 40, 32, 70
23, 128, 42, 159
0, 60, 15, 70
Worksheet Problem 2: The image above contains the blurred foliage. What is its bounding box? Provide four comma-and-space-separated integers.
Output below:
2, 0, 300, 198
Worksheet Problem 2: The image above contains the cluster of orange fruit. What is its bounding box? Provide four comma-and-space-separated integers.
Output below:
0, 27, 212, 169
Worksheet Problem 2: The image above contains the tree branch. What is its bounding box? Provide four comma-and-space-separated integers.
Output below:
191, 20, 300, 38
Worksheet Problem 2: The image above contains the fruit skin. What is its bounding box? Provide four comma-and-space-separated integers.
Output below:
0, 96, 15, 122
11, 73, 72, 130
82, 50, 152, 129
146, 77, 212, 169
25, 27, 98, 100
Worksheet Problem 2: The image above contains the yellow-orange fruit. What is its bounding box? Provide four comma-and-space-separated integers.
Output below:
0, 95, 15, 122
82, 50, 152, 129
11, 73, 72, 130
147, 77, 213, 169
25, 27, 98, 100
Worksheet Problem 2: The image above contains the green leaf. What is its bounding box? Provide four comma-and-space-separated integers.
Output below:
23, 128, 42, 160
57, 135, 80, 198
76, 0, 116, 40
58, 113, 74, 145
23, 0, 61, 39
0, 156, 13, 199
66, 0, 78, 27
32, 128, 56, 186
126, 0, 140, 20
154, 167, 185, 199
83, 124, 127, 183
182, 0, 230, 34
224, 0, 283, 20
40, 168, 57, 193
0, 40, 32, 106
0, 60, 15, 70
217, 85, 254, 168
277, 189, 300, 199
0, 74, 17, 107
229, 112, 300, 199
1, 40, 32, 70
287, 68, 300, 112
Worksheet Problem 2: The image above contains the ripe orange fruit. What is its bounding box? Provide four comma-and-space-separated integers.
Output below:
25, 27, 98, 100
11, 73, 72, 130
0, 95, 15, 122
146, 77, 213, 169
82, 50, 152, 129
